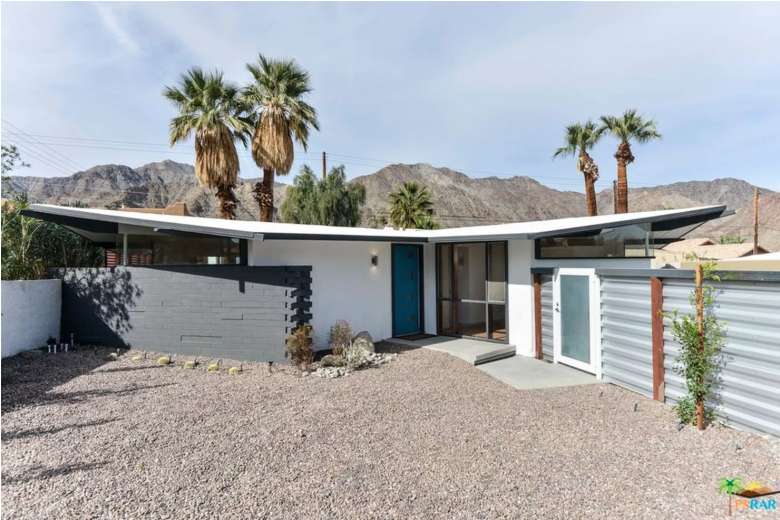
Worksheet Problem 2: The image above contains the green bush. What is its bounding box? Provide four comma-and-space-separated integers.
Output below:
285, 325, 315, 371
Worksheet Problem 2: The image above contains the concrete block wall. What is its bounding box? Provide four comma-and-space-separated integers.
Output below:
51, 265, 311, 363
1, 279, 62, 358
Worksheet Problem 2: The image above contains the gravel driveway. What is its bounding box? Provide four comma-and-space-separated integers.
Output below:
2, 344, 778, 519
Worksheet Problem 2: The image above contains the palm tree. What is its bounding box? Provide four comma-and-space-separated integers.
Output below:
388, 182, 434, 230
243, 54, 320, 222
717, 477, 743, 517
552, 120, 605, 216
163, 68, 253, 220
600, 109, 662, 214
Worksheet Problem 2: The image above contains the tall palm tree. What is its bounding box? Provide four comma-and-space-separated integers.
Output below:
243, 54, 320, 222
163, 68, 253, 220
600, 109, 662, 214
717, 477, 743, 517
388, 182, 434, 230
552, 120, 605, 216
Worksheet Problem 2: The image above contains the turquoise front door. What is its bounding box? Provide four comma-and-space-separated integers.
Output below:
392, 245, 421, 337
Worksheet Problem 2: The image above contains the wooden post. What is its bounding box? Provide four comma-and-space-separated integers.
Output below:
753, 188, 760, 255
534, 274, 542, 360
322, 151, 327, 181
651, 276, 664, 401
695, 264, 704, 430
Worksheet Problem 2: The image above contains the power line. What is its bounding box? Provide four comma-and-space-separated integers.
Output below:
1, 129, 84, 174
2, 140, 74, 176
1, 121, 86, 171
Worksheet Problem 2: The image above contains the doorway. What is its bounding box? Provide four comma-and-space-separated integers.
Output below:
436, 242, 507, 342
553, 268, 599, 373
392, 244, 423, 337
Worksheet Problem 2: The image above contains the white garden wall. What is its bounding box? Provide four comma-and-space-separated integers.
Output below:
1, 279, 61, 358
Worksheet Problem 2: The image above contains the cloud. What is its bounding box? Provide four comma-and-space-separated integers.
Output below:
93, 2, 139, 54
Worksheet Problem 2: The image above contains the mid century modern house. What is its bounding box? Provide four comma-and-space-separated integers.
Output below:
23, 203, 734, 376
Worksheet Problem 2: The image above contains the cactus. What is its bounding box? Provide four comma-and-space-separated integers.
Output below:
184, 360, 197, 369
131, 355, 143, 362
207, 363, 220, 372
107, 353, 119, 361
157, 356, 171, 365
228, 366, 241, 374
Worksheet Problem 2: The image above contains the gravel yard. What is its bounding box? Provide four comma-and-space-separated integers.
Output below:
2, 344, 778, 520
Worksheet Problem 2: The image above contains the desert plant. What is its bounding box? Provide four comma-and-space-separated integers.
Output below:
553, 120, 605, 217
388, 182, 435, 230
228, 364, 242, 374
328, 319, 353, 356
131, 355, 143, 361
343, 340, 370, 370
184, 359, 198, 369
157, 356, 171, 365
663, 262, 726, 427
285, 325, 315, 370
208, 360, 221, 372
107, 353, 119, 361
600, 109, 662, 213
716, 235, 745, 245
243, 54, 320, 222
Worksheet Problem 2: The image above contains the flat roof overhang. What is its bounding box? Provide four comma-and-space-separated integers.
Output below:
23, 203, 733, 245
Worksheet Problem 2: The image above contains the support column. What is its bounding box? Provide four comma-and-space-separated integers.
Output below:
122, 234, 128, 266
534, 273, 542, 360
651, 276, 664, 401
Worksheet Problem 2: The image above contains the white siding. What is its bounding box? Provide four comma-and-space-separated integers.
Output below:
508, 239, 534, 356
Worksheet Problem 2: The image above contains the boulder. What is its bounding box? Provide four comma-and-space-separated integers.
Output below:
351, 331, 375, 353
321, 354, 344, 367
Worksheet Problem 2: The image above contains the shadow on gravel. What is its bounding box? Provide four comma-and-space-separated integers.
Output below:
42, 383, 176, 406
3, 418, 119, 441
1, 461, 110, 485
1, 349, 116, 415
375, 341, 423, 356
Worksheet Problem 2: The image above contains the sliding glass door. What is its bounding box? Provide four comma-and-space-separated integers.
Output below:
437, 242, 507, 341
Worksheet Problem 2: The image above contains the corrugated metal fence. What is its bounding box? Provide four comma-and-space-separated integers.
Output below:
600, 277, 653, 397
540, 275, 554, 362
599, 270, 780, 438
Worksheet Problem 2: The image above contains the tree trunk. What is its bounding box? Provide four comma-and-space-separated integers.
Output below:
255, 168, 275, 222
215, 184, 237, 220
614, 142, 635, 214
580, 150, 599, 217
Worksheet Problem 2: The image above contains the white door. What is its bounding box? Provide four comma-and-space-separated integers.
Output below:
553, 268, 599, 374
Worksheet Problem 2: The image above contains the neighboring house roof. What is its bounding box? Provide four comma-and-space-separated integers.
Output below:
22, 204, 733, 244
725, 251, 780, 261
661, 238, 714, 252
687, 243, 770, 259
118, 203, 190, 217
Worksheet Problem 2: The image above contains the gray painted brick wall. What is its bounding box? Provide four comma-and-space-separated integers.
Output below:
50, 265, 312, 363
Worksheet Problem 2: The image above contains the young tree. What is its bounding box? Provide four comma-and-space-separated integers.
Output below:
243, 54, 320, 222
552, 120, 605, 216
280, 165, 366, 227
716, 235, 745, 245
388, 182, 435, 230
600, 109, 662, 213
163, 68, 254, 220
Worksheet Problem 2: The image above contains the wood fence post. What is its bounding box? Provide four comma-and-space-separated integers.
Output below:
651, 276, 665, 401
695, 264, 705, 430
534, 274, 542, 360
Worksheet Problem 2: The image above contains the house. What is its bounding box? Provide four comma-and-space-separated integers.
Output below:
22, 203, 733, 372
654, 237, 770, 264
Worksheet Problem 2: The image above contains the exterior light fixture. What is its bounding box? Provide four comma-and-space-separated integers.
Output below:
371, 255, 378, 266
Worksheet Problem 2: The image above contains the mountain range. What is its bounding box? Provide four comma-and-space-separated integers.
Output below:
4, 160, 777, 250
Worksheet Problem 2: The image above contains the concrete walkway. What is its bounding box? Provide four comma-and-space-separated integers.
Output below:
390, 336, 515, 365
477, 355, 600, 390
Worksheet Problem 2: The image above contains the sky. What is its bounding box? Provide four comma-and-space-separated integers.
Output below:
2, 2, 780, 192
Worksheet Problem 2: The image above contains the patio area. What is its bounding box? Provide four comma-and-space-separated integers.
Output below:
390, 336, 516, 365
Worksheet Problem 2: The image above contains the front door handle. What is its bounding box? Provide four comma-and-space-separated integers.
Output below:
555, 303, 560, 312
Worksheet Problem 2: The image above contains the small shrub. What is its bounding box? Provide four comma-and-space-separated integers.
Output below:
107, 353, 119, 361
183, 360, 197, 369
343, 340, 369, 370
228, 366, 241, 374
157, 356, 171, 365
131, 355, 143, 362
328, 319, 353, 356
207, 363, 220, 372
286, 325, 315, 371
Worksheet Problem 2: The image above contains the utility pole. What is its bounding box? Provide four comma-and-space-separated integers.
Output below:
753, 187, 760, 255
613, 180, 618, 214
322, 151, 327, 181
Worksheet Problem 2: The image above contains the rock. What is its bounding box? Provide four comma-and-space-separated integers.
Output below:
321, 354, 344, 367
352, 331, 375, 353
301, 371, 310, 377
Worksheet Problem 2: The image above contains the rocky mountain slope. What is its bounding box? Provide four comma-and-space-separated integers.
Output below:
4, 160, 777, 249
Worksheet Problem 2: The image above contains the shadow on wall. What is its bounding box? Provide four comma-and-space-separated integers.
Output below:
50, 268, 143, 348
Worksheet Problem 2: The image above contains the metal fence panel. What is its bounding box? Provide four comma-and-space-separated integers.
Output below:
540, 275, 554, 362
600, 277, 653, 397
663, 278, 780, 438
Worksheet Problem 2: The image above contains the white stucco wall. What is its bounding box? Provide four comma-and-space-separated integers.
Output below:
249, 240, 395, 349
507, 239, 535, 357
1, 279, 62, 358
423, 243, 437, 335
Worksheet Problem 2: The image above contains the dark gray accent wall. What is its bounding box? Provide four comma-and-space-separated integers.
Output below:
50, 265, 312, 363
